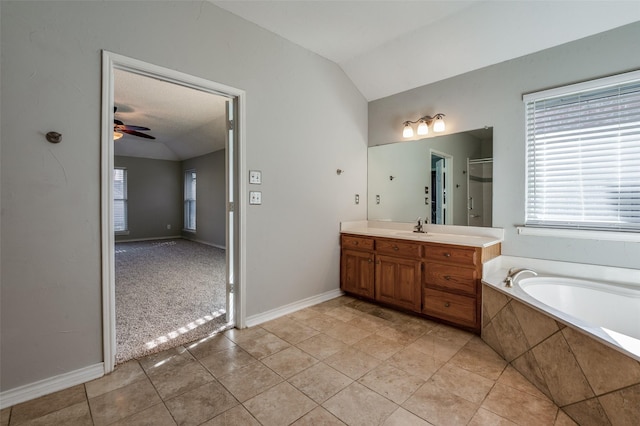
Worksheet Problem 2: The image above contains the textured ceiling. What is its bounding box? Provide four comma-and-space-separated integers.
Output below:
114, 69, 228, 161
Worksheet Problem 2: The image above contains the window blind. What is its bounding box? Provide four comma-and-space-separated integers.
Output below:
524, 70, 640, 232
113, 168, 127, 232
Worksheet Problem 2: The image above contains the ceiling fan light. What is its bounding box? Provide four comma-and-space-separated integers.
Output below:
433, 116, 445, 133
402, 123, 414, 138
417, 120, 429, 135
114, 131, 124, 140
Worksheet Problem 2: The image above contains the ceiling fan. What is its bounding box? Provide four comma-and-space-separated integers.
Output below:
114, 106, 155, 140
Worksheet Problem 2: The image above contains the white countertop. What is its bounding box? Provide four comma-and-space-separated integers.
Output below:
340, 220, 503, 248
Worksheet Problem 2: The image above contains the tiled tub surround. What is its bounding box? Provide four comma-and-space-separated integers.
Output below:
482, 257, 640, 425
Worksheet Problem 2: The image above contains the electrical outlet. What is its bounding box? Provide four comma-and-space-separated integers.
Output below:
376, 195, 381, 205
249, 170, 262, 184
355, 194, 359, 204
249, 191, 262, 205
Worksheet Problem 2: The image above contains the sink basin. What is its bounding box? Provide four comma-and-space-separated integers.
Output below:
395, 231, 432, 238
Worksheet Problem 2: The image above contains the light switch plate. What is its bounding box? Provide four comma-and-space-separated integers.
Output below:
249, 191, 262, 205
249, 170, 262, 184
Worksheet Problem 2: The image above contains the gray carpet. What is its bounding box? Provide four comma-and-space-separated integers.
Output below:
115, 238, 230, 363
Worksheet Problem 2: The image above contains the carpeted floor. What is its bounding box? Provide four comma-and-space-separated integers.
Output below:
115, 238, 230, 363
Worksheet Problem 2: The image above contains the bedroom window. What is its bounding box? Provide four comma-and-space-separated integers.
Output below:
114, 167, 128, 233
524, 70, 640, 233
184, 170, 196, 231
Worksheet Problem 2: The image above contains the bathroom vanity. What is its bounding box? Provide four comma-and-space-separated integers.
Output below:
340, 221, 502, 333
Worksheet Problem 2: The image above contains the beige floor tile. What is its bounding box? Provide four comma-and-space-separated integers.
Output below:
324, 382, 398, 426
375, 325, 421, 346
296, 333, 348, 360
85, 360, 146, 399
347, 313, 390, 332
407, 333, 466, 362
481, 382, 558, 426
244, 382, 317, 425
0, 408, 9, 426
235, 330, 291, 359
15, 401, 92, 426
468, 408, 517, 426
598, 382, 640, 426
299, 313, 343, 332
200, 405, 260, 426
287, 308, 321, 321
497, 365, 549, 400
89, 379, 162, 426
449, 337, 507, 381
145, 355, 215, 399
199, 345, 258, 378
261, 346, 318, 378
164, 381, 238, 426
291, 406, 346, 425
261, 317, 320, 344
554, 409, 579, 426
324, 306, 362, 322
388, 347, 444, 381
325, 347, 381, 379
223, 325, 265, 342
325, 322, 373, 345
359, 364, 424, 405
138, 345, 194, 371
402, 381, 479, 426
186, 333, 236, 360
10, 385, 87, 425
562, 397, 611, 426
289, 362, 353, 403
352, 334, 405, 360
109, 403, 176, 426
217, 361, 282, 402
429, 363, 495, 404
383, 407, 433, 426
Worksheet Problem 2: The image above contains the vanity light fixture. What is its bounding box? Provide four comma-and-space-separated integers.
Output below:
402, 113, 446, 138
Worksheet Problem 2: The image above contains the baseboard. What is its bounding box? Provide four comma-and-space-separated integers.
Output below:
0, 363, 104, 409
182, 236, 226, 250
245, 288, 344, 327
115, 235, 182, 243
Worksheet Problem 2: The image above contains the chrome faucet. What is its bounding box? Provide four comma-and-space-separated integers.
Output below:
414, 217, 424, 233
504, 267, 537, 288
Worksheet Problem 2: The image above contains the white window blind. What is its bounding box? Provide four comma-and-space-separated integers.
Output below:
184, 170, 196, 231
113, 168, 128, 232
524, 70, 640, 232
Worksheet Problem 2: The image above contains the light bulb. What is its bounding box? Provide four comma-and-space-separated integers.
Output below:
114, 131, 124, 140
402, 123, 414, 138
433, 117, 445, 132
417, 120, 429, 135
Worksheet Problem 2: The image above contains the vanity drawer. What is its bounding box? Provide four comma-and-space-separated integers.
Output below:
425, 263, 477, 296
422, 288, 476, 328
424, 244, 478, 266
341, 235, 374, 251
376, 239, 422, 259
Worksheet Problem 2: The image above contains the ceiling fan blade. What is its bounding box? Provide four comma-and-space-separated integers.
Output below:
122, 129, 156, 139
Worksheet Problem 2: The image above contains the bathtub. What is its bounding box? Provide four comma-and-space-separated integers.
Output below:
516, 276, 640, 360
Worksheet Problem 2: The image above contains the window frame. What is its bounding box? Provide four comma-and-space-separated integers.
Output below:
184, 169, 197, 232
113, 167, 128, 234
522, 69, 640, 238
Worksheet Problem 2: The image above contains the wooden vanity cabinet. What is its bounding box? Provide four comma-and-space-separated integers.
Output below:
375, 239, 422, 312
340, 233, 501, 333
340, 235, 375, 298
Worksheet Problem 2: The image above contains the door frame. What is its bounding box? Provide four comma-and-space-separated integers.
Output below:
100, 51, 247, 373
429, 149, 453, 225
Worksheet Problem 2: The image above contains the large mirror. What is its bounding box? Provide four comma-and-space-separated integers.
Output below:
368, 128, 493, 227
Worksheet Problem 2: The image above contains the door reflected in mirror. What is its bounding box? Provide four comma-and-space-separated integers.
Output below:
368, 128, 493, 227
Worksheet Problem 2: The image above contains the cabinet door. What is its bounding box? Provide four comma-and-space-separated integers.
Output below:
341, 249, 374, 298
375, 255, 421, 312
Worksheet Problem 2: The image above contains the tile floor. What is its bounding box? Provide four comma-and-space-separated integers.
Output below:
1, 296, 576, 426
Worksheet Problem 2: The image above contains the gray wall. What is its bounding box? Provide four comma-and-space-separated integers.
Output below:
369, 22, 640, 269
114, 156, 182, 241
181, 150, 226, 248
1, 1, 367, 392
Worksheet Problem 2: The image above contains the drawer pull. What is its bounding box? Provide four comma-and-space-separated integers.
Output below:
444, 302, 450, 308
368, 258, 373, 263
393, 245, 399, 251
353, 241, 359, 245
443, 253, 451, 257
444, 275, 452, 281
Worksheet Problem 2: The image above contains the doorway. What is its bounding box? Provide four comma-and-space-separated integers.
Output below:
430, 150, 453, 225
101, 52, 246, 372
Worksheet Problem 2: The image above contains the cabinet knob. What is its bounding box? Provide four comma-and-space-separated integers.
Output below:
393, 245, 399, 251
444, 253, 451, 257
444, 275, 451, 281
353, 241, 359, 245
368, 258, 373, 263
444, 302, 450, 308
